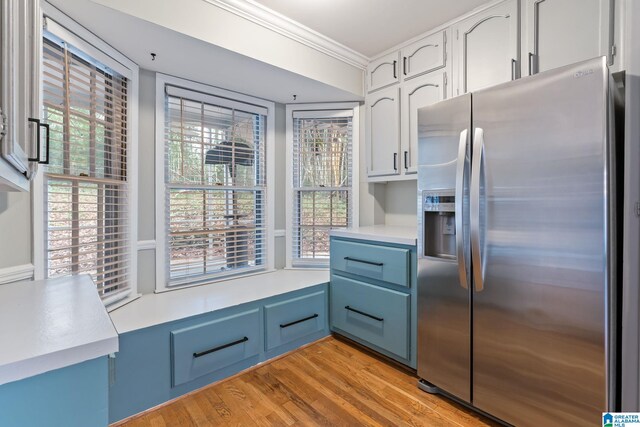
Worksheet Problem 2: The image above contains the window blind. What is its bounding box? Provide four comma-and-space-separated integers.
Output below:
164, 86, 267, 286
292, 110, 353, 266
42, 35, 130, 299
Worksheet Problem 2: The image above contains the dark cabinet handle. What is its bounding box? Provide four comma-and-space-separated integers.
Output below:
28, 118, 50, 165
345, 306, 384, 322
193, 336, 248, 358
393, 152, 398, 171
404, 151, 408, 169
344, 256, 383, 267
393, 60, 397, 79
280, 314, 319, 329
403, 57, 407, 75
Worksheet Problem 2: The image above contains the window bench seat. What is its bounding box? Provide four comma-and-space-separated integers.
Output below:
108, 269, 330, 424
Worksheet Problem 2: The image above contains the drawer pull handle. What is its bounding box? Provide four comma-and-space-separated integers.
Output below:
345, 306, 384, 322
280, 313, 319, 329
344, 256, 383, 267
193, 336, 248, 358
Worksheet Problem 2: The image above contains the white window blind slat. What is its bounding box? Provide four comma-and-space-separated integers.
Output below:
42, 34, 131, 300
164, 87, 267, 286
292, 113, 354, 266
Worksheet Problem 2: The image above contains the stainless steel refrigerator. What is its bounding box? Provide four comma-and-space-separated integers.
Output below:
416, 56, 618, 426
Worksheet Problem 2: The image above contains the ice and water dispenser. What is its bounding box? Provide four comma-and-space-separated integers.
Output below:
422, 189, 456, 259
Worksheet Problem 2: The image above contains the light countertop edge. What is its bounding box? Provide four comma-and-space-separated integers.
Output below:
330, 225, 417, 246
0, 275, 119, 386
109, 269, 330, 335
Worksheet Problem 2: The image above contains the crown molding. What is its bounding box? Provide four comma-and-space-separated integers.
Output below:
201, 0, 369, 69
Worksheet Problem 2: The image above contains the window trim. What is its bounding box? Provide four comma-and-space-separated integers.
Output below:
155, 73, 275, 293
33, 2, 140, 308
285, 102, 360, 269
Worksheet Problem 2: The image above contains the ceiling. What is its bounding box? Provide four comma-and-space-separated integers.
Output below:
48, 0, 360, 103
252, 0, 489, 57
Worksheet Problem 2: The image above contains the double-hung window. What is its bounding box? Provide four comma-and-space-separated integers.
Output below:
39, 15, 138, 304
157, 79, 274, 290
287, 104, 359, 268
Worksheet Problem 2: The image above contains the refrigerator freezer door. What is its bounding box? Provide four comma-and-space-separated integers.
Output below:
471, 57, 611, 426
417, 94, 472, 402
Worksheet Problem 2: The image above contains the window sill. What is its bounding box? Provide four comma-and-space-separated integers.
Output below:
108, 269, 329, 335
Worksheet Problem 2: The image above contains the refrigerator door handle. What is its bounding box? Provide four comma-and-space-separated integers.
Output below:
455, 129, 469, 290
471, 127, 485, 292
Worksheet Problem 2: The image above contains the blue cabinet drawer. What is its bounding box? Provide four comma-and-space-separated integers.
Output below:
330, 275, 410, 360
264, 290, 326, 351
171, 309, 260, 387
330, 239, 410, 287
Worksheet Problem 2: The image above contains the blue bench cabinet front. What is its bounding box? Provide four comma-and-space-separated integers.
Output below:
109, 283, 329, 424
171, 309, 261, 386
0, 357, 109, 427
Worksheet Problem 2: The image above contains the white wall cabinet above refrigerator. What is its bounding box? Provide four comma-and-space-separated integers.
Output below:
452, 0, 519, 95
521, 0, 614, 77
400, 30, 448, 81
0, 0, 42, 192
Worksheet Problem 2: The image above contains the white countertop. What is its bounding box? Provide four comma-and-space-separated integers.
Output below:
330, 225, 417, 246
0, 275, 118, 386
110, 269, 330, 334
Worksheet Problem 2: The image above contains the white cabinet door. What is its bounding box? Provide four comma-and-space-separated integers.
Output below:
401, 30, 447, 80
453, 0, 519, 94
367, 51, 400, 93
401, 70, 447, 175
522, 0, 612, 76
366, 86, 400, 177
0, 0, 40, 191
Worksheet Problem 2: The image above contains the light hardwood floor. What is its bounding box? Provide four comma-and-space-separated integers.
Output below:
116, 336, 498, 426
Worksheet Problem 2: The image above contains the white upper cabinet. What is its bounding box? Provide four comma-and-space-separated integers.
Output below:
401, 70, 447, 175
400, 30, 447, 80
367, 51, 400, 93
366, 86, 401, 177
522, 0, 613, 76
453, 0, 519, 95
0, 0, 41, 191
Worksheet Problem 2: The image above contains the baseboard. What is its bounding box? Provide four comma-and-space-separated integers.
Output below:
0, 263, 34, 285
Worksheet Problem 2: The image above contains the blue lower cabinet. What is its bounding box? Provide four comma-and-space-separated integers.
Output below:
330, 239, 410, 287
0, 357, 109, 427
264, 290, 326, 351
172, 309, 261, 386
109, 284, 329, 424
331, 275, 410, 360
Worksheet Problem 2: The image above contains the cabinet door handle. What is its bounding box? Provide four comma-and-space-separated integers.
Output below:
280, 314, 319, 329
27, 118, 40, 162
404, 151, 409, 169
345, 306, 384, 322
193, 336, 248, 358
511, 58, 517, 80
393, 60, 397, 79
27, 118, 50, 165
344, 256, 383, 267
393, 152, 398, 171
528, 52, 535, 75
403, 57, 407, 75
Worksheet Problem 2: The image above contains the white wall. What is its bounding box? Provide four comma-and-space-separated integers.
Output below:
0, 192, 31, 271
383, 181, 418, 227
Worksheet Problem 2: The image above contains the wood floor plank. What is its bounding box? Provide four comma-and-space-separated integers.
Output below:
117, 337, 496, 427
